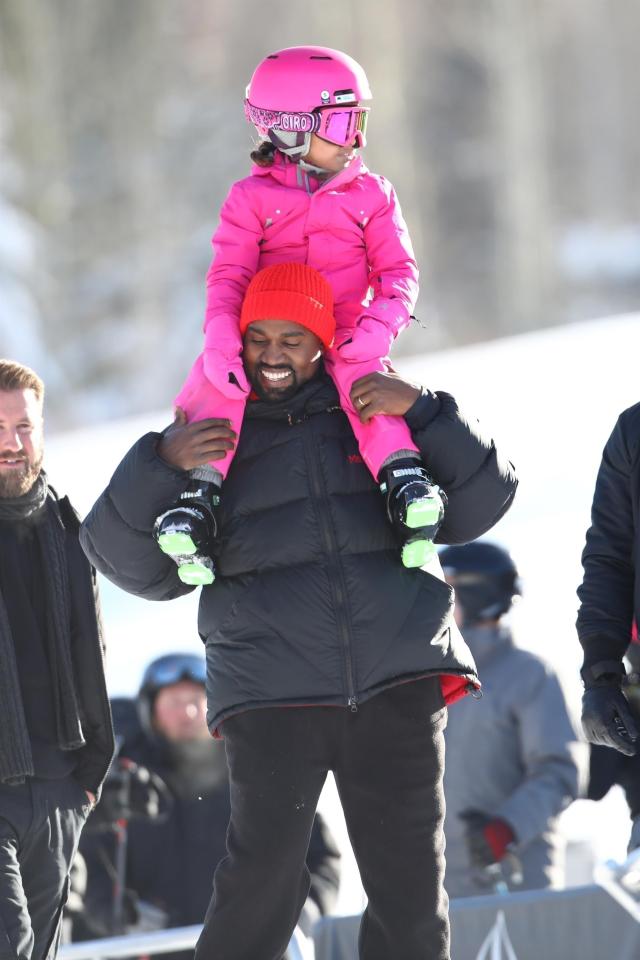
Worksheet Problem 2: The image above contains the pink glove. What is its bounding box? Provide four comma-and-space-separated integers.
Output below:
202, 348, 249, 398
336, 316, 394, 362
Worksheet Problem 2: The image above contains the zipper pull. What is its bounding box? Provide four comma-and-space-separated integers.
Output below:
348, 697, 359, 714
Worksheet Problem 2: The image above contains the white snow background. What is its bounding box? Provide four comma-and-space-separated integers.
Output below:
45, 313, 640, 913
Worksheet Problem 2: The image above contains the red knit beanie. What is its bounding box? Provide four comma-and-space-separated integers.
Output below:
239, 263, 336, 349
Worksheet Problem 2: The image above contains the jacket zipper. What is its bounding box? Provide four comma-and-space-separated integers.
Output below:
298, 419, 358, 712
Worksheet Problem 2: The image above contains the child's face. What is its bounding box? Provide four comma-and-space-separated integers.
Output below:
305, 133, 357, 173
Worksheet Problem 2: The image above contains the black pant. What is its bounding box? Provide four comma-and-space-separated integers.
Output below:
196, 677, 449, 960
0, 777, 90, 960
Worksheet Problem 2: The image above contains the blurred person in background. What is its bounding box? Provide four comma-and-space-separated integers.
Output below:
155, 44, 446, 586
75, 653, 341, 949
578, 402, 640, 759
0, 359, 114, 960
440, 541, 583, 897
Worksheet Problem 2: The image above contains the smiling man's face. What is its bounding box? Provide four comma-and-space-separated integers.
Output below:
0, 388, 44, 498
242, 319, 324, 402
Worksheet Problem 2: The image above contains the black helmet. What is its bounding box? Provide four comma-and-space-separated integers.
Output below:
137, 653, 207, 737
439, 541, 521, 626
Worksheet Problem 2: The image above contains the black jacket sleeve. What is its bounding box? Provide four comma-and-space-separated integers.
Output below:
80, 432, 194, 601
576, 406, 639, 667
405, 389, 518, 544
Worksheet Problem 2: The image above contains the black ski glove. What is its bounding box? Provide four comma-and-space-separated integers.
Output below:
581, 660, 639, 756
87, 758, 171, 831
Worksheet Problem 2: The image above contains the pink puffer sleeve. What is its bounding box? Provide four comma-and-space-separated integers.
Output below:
337, 178, 419, 361
203, 179, 263, 359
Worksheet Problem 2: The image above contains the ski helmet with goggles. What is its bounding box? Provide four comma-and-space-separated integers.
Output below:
245, 46, 371, 159
137, 653, 207, 737
439, 542, 522, 627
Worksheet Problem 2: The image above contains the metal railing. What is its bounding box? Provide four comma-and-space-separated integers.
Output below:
59, 923, 314, 960
594, 845, 640, 923
59, 850, 640, 960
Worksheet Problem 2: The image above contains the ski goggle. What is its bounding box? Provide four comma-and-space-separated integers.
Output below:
314, 106, 369, 147
141, 653, 207, 691
245, 100, 369, 148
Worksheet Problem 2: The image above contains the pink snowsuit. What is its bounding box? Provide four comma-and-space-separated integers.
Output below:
176, 153, 420, 480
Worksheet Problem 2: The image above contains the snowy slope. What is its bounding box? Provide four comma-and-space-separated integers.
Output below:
45, 313, 640, 911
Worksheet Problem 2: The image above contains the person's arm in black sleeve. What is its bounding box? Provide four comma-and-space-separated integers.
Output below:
577, 406, 640, 755
577, 409, 637, 664
404, 388, 517, 544
80, 432, 194, 601
80, 411, 237, 601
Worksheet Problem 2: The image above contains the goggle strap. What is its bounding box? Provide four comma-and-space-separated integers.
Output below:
245, 100, 369, 143
245, 100, 320, 135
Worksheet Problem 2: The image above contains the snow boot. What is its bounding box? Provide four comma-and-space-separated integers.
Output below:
379, 458, 446, 568
154, 480, 220, 586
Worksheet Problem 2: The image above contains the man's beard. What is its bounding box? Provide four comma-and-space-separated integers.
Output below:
163, 738, 229, 797
0, 450, 43, 498
249, 364, 300, 403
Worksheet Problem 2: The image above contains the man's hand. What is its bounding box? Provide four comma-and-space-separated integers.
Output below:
349, 371, 422, 423
582, 684, 639, 756
157, 408, 237, 471
459, 810, 515, 868
88, 758, 168, 829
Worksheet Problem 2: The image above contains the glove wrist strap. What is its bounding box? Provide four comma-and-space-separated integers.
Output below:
581, 660, 626, 687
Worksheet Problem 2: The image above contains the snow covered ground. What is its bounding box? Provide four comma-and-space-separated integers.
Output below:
46, 313, 640, 913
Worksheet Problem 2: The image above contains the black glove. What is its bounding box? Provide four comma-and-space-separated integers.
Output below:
581, 661, 639, 756
88, 758, 171, 830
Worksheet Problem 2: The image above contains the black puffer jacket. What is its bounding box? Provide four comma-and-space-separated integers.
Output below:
577, 401, 640, 667
81, 373, 517, 733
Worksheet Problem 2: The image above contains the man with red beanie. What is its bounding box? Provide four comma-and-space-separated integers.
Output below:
238, 263, 336, 403
80, 263, 517, 960
240, 262, 336, 350
155, 260, 446, 584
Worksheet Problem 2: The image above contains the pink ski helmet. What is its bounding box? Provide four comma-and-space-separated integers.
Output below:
245, 46, 372, 155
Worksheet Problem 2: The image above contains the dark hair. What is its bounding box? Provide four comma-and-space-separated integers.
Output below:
0, 359, 44, 403
250, 139, 276, 167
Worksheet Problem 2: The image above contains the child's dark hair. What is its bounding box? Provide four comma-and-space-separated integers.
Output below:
250, 139, 276, 167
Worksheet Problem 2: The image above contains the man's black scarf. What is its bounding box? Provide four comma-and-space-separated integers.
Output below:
0, 473, 85, 784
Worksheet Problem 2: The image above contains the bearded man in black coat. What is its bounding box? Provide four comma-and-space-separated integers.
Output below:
80, 264, 518, 960
0, 359, 114, 960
